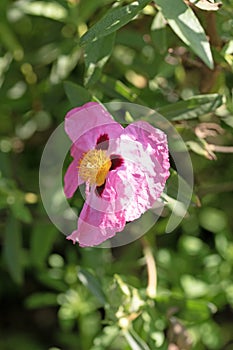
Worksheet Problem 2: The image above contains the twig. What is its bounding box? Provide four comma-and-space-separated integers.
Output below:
206, 144, 233, 153
141, 238, 157, 298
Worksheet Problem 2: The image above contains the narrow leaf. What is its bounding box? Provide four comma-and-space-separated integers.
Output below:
84, 32, 116, 87
80, 0, 151, 46
157, 94, 223, 121
155, 0, 214, 69
97, 75, 140, 102
0, 21, 23, 60
151, 11, 167, 54
123, 329, 151, 350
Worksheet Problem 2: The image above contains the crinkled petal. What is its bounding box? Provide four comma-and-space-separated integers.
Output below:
67, 187, 126, 247
106, 123, 170, 221
102, 158, 156, 222
64, 108, 170, 246
124, 121, 170, 180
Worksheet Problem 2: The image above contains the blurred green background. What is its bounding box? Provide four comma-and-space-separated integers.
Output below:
0, 0, 233, 349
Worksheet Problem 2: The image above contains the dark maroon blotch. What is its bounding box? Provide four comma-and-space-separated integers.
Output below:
96, 134, 109, 150
110, 155, 124, 171
95, 182, 106, 197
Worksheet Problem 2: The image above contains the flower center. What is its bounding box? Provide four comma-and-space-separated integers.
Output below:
79, 149, 111, 186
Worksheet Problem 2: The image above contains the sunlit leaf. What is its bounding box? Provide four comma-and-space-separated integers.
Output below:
14, 1, 68, 22
50, 48, 81, 84
151, 11, 167, 54
84, 33, 116, 87
181, 275, 209, 298
155, 0, 214, 69
157, 94, 223, 120
190, 0, 222, 11
186, 140, 209, 157
80, 0, 151, 46
123, 329, 151, 350
97, 75, 140, 102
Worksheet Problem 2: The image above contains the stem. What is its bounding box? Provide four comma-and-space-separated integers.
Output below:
141, 238, 157, 298
207, 144, 233, 153
205, 12, 222, 48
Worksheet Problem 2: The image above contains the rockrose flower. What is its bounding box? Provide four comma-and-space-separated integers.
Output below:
64, 102, 170, 247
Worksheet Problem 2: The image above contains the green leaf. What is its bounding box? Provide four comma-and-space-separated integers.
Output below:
64, 81, 92, 108
90, 326, 119, 350
155, 293, 216, 323
180, 299, 217, 323
25, 292, 58, 309
11, 200, 32, 223
181, 275, 209, 298
123, 329, 152, 350
84, 32, 116, 87
30, 223, 57, 267
80, 0, 151, 46
0, 21, 23, 60
78, 0, 114, 23
14, 1, 68, 22
186, 140, 209, 158
157, 94, 223, 121
50, 47, 81, 84
221, 115, 233, 129
37, 271, 67, 292
154, 0, 214, 69
97, 75, 140, 102
151, 11, 167, 54
3, 214, 23, 284
78, 268, 106, 305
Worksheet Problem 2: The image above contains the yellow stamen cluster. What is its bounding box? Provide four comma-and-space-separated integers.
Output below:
79, 149, 111, 186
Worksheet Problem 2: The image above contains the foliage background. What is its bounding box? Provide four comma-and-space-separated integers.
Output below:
0, 0, 233, 349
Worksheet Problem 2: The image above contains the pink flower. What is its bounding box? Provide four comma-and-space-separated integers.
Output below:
64, 102, 170, 247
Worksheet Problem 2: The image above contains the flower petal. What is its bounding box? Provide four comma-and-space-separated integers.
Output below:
63, 144, 83, 198
67, 187, 126, 247
64, 159, 83, 198
64, 102, 123, 198
124, 121, 170, 179
64, 107, 170, 246
65, 102, 123, 147
106, 122, 170, 221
